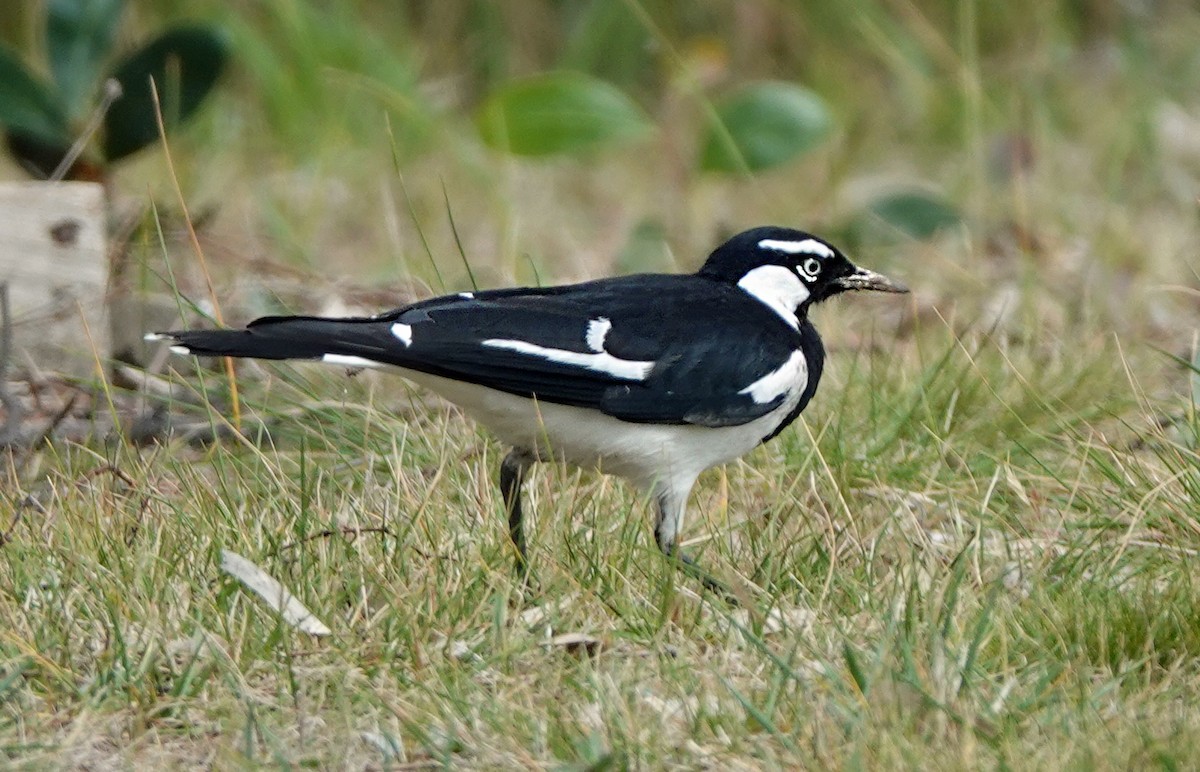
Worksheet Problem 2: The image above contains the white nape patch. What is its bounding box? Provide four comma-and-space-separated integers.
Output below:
169, 345, 192, 355
736, 265, 811, 330
758, 238, 835, 258
458, 292, 475, 299
322, 353, 383, 369
483, 336, 654, 381
586, 317, 612, 352
390, 323, 413, 347
739, 350, 807, 404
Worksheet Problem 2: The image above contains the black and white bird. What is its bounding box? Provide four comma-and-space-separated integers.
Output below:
149, 226, 907, 596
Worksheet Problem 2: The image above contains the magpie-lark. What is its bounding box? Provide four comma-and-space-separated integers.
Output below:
150, 226, 907, 597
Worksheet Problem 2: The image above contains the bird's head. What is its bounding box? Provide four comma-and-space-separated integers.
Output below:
698, 226, 908, 324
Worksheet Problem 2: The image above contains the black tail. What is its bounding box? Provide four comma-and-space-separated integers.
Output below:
148, 315, 394, 363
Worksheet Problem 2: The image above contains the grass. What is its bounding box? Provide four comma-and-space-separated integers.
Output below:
4, 0, 1200, 767
4, 323, 1198, 767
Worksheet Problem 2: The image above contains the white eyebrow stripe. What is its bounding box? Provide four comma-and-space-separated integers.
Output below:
739, 350, 808, 404
482, 338, 654, 381
757, 238, 834, 258
322, 354, 384, 369
391, 323, 413, 346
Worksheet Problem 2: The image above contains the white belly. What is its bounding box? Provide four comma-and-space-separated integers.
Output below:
400, 369, 801, 492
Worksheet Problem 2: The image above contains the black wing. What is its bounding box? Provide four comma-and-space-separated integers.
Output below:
600, 321, 824, 428
161, 275, 812, 428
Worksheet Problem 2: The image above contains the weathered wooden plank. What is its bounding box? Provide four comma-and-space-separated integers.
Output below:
0, 181, 108, 375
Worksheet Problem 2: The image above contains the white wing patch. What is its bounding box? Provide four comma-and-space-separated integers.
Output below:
758, 238, 835, 258
484, 317, 654, 381
391, 323, 413, 346
322, 354, 383, 369
586, 317, 612, 352
739, 350, 807, 404
736, 265, 811, 330
458, 291, 475, 299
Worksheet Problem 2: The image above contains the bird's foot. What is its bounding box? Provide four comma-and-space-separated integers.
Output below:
670, 550, 740, 606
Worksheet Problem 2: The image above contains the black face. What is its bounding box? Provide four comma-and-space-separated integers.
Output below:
697, 226, 908, 305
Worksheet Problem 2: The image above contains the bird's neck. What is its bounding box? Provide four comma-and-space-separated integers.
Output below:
734, 265, 812, 331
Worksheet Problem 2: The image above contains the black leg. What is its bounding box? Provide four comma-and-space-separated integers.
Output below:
500, 449, 534, 576
654, 487, 739, 604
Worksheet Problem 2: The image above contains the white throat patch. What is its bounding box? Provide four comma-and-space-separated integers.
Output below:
736, 265, 810, 329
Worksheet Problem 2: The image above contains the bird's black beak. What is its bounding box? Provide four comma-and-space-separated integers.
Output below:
834, 267, 909, 294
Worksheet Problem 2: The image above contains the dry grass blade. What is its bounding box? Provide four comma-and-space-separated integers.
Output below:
219, 548, 331, 636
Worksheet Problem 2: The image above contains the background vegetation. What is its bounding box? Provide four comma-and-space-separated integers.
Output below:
2, 0, 1200, 767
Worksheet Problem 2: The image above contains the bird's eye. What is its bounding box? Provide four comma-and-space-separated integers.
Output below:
798, 258, 821, 281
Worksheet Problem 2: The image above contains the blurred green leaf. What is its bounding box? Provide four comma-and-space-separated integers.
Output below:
477, 71, 651, 157
562, 0, 654, 93
4, 129, 78, 179
47, 0, 125, 118
700, 81, 832, 173
103, 25, 228, 161
866, 191, 962, 239
223, 6, 426, 160
0, 45, 70, 145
